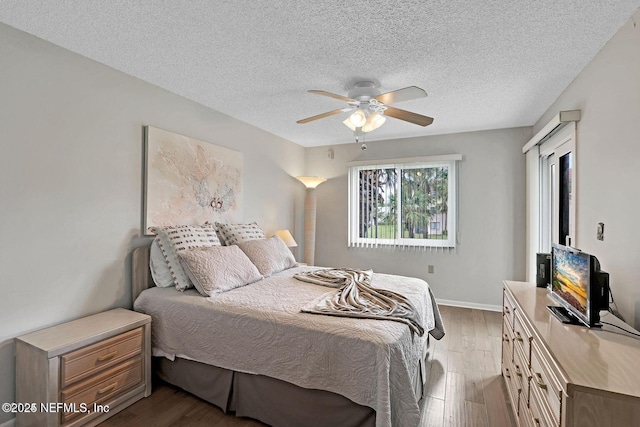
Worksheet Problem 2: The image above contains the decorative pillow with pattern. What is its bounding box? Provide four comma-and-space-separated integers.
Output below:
215, 222, 265, 246
236, 235, 297, 277
179, 246, 263, 296
149, 237, 174, 288
150, 225, 222, 291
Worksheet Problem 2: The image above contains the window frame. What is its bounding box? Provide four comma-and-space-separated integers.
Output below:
524, 112, 580, 283
347, 155, 460, 249
538, 123, 576, 252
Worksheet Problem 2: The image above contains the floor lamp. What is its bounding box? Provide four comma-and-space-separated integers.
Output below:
296, 176, 326, 266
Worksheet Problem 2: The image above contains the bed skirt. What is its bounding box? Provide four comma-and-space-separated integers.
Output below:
154, 335, 430, 427
155, 357, 376, 427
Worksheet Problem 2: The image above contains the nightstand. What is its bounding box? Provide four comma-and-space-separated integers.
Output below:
15, 308, 151, 427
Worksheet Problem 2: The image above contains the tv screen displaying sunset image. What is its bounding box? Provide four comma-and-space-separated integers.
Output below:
552, 248, 589, 315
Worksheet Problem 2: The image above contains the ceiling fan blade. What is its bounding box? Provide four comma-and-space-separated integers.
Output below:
383, 106, 434, 127
375, 86, 427, 105
308, 90, 355, 103
297, 108, 351, 124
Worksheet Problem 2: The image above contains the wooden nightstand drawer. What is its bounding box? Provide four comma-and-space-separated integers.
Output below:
61, 327, 143, 388
60, 355, 143, 424
16, 308, 151, 427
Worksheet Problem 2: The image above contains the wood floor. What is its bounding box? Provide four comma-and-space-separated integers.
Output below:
100, 305, 516, 427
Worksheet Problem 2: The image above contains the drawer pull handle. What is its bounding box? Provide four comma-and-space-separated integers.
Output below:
97, 382, 118, 395
514, 365, 522, 377
502, 334, 510, 342
514, 331, 524, 342
504, 368, 511, 379
534, 372, 547, 390
531, 416, 540, 426
97, 351, 118, 362
504, 307, 510, 315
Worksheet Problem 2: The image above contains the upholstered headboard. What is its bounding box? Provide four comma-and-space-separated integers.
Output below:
132, 245, 153, 303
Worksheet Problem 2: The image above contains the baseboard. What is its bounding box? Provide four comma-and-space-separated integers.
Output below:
0, 418, 16, 427
436, 298, 502, 312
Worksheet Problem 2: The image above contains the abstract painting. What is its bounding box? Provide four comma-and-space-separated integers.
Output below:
143, 126, 243, 234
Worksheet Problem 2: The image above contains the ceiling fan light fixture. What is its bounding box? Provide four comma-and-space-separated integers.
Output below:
343, 110, 387, 133
300, 84, 433, 134
362, 112, 386, 132
348, 109, 367, 128
342, 117, 356, 131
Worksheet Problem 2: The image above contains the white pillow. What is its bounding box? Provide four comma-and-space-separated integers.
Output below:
149, 237, 174, 288
179, 246, 263, 296
150, 225, 222, 291
215, 222, 265, 246
236, 235, 297, 277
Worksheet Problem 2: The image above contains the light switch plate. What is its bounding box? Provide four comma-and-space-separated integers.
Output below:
597, 222, 604, 241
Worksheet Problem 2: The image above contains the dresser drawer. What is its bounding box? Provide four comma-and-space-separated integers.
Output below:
502, 319, 514, 365
519, 392, 534, 427
530, 342, 562, 425
529, 385, 556, 427
503, 360, 522, 419
513, 343, 530, 408
60, 355, 143, 424
513, 309, 533, 365
61, 328, 143, 388
503, 290, 516, 328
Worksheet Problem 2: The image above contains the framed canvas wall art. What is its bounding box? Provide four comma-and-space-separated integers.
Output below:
143, 126, 243, 234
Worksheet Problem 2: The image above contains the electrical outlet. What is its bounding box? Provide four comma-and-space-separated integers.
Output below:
597, 222, 604, 241
428, 265, 434, 274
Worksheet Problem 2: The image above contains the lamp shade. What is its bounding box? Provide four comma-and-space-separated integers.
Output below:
296, 176, 327, 188
276, 230, 297, 247
362, 112, 386, 132
343, 111, 386, 133
349, 109, 367, 127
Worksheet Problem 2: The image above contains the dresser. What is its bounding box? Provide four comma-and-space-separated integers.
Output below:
15, 308, 151, 427
502, 281, 640, 427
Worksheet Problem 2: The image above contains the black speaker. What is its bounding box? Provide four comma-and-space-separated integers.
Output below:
536, 253, 551, 288
595, 271, 610, 310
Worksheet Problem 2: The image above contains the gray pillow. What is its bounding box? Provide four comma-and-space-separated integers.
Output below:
149, 237, 174, 288
237, 236, 297, 277
179, 246, 262, 296
150, 225, 222, 291
215, 222, 265, 245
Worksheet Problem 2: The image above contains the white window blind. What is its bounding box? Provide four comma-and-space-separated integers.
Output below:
348, 155, 460, 249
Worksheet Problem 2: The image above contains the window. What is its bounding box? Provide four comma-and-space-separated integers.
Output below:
523, 110, 580, 282
348, 156, 459, 248
539, 124, 576, 251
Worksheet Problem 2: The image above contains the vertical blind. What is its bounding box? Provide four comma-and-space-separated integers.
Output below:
347, 156, 460, 249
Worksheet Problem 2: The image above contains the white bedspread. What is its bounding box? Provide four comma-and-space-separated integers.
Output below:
134, 265, 440, 427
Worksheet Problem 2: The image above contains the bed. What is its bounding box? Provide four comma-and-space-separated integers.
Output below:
132, 238, 444, 427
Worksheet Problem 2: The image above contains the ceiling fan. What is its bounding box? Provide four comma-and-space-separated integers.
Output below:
296, 81, 434, 134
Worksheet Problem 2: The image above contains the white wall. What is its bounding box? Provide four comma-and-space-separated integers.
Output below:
305, 127, 530, 309
0, 23, 304, 423
532, 10, 640, 327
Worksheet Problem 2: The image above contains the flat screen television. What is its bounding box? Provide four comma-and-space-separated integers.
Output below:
548, 244, 609, 327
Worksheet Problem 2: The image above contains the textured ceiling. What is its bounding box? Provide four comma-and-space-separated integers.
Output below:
1, 1, 639, 147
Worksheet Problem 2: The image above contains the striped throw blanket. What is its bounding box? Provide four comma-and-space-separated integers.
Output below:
295, 268, 425, 336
